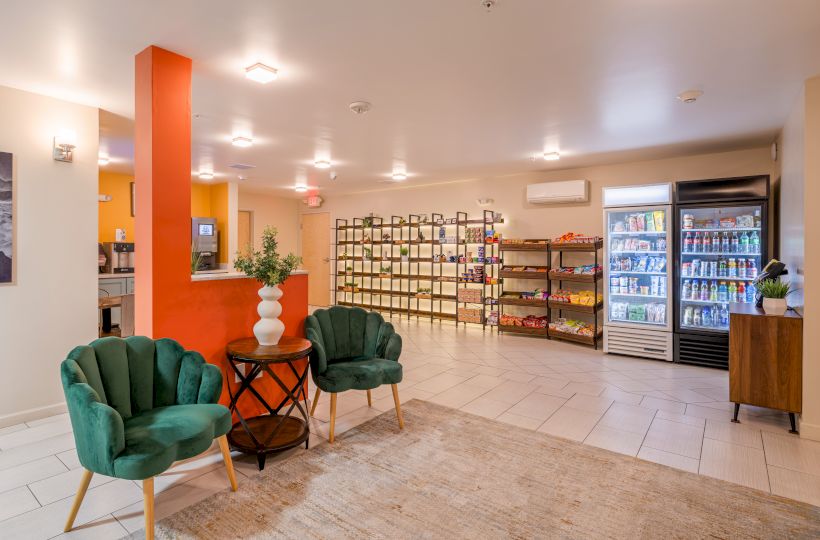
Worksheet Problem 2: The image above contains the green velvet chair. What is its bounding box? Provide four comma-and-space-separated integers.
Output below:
60, 336, 237, 539
305, 306, 404, 442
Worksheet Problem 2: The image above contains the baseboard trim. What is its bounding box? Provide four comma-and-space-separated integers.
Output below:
0, 402, 67, 428
799, 419, 820, 442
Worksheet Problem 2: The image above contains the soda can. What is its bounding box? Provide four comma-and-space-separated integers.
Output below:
610, 277, 619, 293
620, 276, 628, 294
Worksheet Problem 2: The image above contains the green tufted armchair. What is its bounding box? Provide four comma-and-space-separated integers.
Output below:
305, 306, 404, 442
60, 336, 237, 539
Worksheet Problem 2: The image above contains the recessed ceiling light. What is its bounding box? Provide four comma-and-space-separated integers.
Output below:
199, 171, 214, 180
676, 89, 703, 104
543, 152, 560, 161
294, 185, 308, 193
231, 136, 253, 148
314, 160, 331, 169
98, 154, 110, 166
392, 172, 407, 181
245, 63, 278, 84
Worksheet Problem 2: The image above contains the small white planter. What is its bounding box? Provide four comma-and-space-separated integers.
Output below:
762, 297, 787, 316
254, 284, 285, 345
401, 255, 409, 262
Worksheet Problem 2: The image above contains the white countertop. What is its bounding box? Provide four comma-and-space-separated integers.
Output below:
99, 273, 134, 279
191, 269, 308, 282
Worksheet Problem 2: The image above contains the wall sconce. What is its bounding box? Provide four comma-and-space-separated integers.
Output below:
53, 130, 77, 162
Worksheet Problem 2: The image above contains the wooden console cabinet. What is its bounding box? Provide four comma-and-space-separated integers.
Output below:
729, 303, 802, 433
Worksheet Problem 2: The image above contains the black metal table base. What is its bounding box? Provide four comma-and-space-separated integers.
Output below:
226, 355, 311, 470
731, 402, 799, 435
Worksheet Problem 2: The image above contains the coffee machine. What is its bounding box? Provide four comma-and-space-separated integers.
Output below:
192, 217, 218, 271
102, 242, 135, 274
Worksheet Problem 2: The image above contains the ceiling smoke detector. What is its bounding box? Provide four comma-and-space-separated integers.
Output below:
676, 90, 703, 104
349, 101, 372, 115
480, 0, 497, 11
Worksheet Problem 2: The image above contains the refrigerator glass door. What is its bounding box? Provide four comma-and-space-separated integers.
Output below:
605, 206, 671, 330
678, 205, 763, 334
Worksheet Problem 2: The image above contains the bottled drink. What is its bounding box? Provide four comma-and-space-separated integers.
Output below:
737, 282, 746, 303
693, 232, 702, 252
731, 231, 739, 253
750, 231, 760, 254
719, 304, 729, 327
691, 279, 700, 300
684, 232, 693, 253
712, 232, 721, 253
718, 257, 727, 277
700, 280, 710, 301
709, 260, 718, 277
747, 259, 758, 279
728, 258, 737, 277
693, 307, 702, 327
692, 259, 701, 277
682, 279, 691, 299
728, 281, 738, 303
703, 232, 711, 252
754, 209, 761, 228
739, 231, 750, 254
738, 258, 746, 279
718, 281, 728, 302
702, 305, 712, 327
710, 280, 718, 301
721, 232, 730, 253
683, 306, 694, 326
746, 283, 756, 303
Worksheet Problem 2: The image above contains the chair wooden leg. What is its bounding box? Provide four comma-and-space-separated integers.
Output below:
329, 393, 337, 443
63, 469, 93, 532
367, 389, 372, 407
217, 435, 238, 491
143, 477, 155, 540
392, 384, 405, 429
310, 388, 321, 417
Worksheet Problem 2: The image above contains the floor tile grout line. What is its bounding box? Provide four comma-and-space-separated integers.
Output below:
25, 483, 43, 508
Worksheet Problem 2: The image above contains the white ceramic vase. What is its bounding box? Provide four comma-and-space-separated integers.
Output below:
254, 285, 285, 345
762, 297, 787, 316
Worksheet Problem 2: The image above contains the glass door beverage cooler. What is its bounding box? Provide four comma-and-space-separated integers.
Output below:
603, 184, 674, 361
674, 176, 769, 369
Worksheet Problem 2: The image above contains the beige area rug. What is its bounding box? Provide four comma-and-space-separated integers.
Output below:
140, 400, 820, 539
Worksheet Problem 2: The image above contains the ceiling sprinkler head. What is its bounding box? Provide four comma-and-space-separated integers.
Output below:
349, 101, 372, 115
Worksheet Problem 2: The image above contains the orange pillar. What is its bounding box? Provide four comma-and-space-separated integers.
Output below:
134, 46, 193, 337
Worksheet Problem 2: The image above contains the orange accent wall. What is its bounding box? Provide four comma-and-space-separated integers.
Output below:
209, 183, 229, 264
134, 46, 308, 418
98, 171, 134, 242
191, 183, 212, 217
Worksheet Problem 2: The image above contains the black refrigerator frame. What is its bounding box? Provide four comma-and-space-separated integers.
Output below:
672, 175, 770, 369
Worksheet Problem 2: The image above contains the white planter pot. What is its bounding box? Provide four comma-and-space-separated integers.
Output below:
762, 297, 787, 316
401, 255, 409, 262
254, 285, 285, 345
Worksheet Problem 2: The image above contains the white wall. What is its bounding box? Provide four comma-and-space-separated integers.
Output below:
0, 85, 99, 425
238, 189, 300, 257
779, 89, 805, 306
305, 147, 777, 245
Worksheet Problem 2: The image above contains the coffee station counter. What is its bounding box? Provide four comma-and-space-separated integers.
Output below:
99, 272, 135, 279
191, 269, 308, 282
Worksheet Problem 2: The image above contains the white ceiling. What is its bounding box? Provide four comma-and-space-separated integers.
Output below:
2, 0, 819, 195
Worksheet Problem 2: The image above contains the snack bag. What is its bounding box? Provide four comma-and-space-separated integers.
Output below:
653, 211, 665, 232
646, 212, 656, 232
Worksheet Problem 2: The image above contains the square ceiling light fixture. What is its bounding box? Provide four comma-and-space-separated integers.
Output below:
245, 63, 278, 84
231, 136, 253, 148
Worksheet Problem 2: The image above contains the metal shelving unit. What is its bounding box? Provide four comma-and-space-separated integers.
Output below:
332, 210, 503, 327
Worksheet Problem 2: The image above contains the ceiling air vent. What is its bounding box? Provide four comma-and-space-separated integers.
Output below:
229, 163, 256, 170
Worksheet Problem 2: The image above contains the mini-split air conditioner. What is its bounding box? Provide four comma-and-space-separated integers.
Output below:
526, 179, 589, 204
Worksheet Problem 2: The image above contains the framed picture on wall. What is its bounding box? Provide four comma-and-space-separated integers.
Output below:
0, 151, 14, 284
130, 181, 135, 217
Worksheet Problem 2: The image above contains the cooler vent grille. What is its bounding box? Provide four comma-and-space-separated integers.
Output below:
675, 334, 728, 369
604, 327, 672, 361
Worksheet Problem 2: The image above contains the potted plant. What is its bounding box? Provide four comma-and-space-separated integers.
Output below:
379, 265, 392, 278
758, 278, 791, 316
345, 265, 353, 274
363, 247, 372, 261
234, 226, 301, 345
190, 242, 203, 274
400, 247, 409, 262
363, 216, 373, 229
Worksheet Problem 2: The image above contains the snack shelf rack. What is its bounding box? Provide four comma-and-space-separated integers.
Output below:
548, 240, 604, 349
332, 210, 502, 328
498, 240, 550, 337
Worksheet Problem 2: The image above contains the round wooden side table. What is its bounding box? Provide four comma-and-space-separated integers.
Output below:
225, 336, 312, 470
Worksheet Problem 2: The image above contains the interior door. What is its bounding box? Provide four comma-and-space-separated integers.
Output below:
301, 212, 331, 306
237, 210, 252, 256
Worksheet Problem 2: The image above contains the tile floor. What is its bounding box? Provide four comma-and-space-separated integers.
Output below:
2, 316, 820, 539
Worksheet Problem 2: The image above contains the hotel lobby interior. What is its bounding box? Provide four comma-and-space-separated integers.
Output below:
1, 1, 820, 538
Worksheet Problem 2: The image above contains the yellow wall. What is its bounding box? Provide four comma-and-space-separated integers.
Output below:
209, 183, 229, 263
98, 171, 135, 242
100, 177, 229, 263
